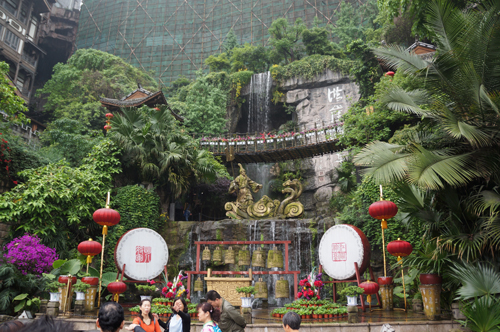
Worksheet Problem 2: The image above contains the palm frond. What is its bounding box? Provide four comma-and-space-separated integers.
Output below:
372, 45, 429, 74
382, 88, 433, 117
449, 263, 500, 300
425, 0, 465, 52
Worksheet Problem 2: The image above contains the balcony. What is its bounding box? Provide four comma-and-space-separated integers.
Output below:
21, 52, 37, 68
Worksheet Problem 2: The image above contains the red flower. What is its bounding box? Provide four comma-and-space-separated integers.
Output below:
166, 292, 174, 298
299, 279, 306, 286
308, 290, 314, 297
314, 280, 323, 287
317, 294, 320, 299
162, 287, 167, 293
12, 181, 17, 185
167, 282, 173, 288
297, 292, 303, 298
305, 282, 311, 288
177, 282, 183, 287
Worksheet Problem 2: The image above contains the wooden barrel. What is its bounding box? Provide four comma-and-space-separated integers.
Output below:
318, 224, 371, 280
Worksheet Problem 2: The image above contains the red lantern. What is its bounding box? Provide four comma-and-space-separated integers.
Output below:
105, 113, 114, 119
385, 71, 395, 77
368, 200, 398, 229
359, 280, 379, 305
93, 208, 120, 235
107, 280, 127, 302
154, 107, 160, 111
387, 239, 413, 263
104, 125, 112, 131
78, 239, 102, 264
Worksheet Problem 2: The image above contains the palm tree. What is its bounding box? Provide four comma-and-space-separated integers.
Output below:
353, 0, 500, 259
110, 106, 217, 202
354, 0, 500, 190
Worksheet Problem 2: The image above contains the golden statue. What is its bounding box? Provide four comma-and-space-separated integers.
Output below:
225, 164, 304, 219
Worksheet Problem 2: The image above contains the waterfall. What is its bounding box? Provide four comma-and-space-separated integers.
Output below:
244, 163, 273, 200
247, 71, 272, 133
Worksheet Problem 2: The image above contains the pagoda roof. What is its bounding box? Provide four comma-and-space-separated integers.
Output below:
100, 88, 184, 122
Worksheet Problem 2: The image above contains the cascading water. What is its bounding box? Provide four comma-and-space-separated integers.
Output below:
247, 71, 272, 133
244, 164, 273, 201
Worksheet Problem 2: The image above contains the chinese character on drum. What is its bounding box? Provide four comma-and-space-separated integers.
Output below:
332, 242, 347, 262
135, 246, 152, 263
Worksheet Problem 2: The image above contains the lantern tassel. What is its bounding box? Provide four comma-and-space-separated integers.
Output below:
381, 219, 387, 229
87, 255, 93, 264
398, 256, 402, 264
114, 293, 119, 302
102, 225, 108, 235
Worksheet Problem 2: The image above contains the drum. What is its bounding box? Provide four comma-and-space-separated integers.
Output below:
115, 228, 169, 281
318, 224, 370, 280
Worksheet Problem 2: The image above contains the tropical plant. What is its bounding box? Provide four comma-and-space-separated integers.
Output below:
45, 281, 65, 293
268, 18, 306, 64
109, 106, 218, 201
458, 297, 500, 332
449, 264, 500, 301
12, 294, 40, 314
73, 281, 91, 293
0, 61, 28, 126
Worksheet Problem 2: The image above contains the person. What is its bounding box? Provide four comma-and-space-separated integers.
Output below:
96, 302, 125, 332
126, 299, 162, 332
183, 203, 192, 221
197, 302, 221, 332
17, 315, 74, 332
154, 297, 191, 332
0, 321, 24, 332
206, 290, 246, 332
282, 311, 301, 332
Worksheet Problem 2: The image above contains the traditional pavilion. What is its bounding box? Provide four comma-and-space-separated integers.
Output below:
100, 84, 184, 121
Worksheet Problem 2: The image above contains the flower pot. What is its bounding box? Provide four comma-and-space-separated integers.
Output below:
49, 292, 61, 302
379, 284, 394, 311
58, 275, 77, 285
419, 273, 442, 285
241, 297, 252, 308
329, 314, 333, 318
140, 295, 152, 301
378, 276, 393, 285
306, 315, 311, 319
82, 277, 99, 286
84, 285, 98, 312
420, 284, 441, 320
347, 296, 358, 306
75, 291, 85, 301
312, 314, 318, 319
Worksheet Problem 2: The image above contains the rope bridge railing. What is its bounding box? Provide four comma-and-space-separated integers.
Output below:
198, 122, 344, 155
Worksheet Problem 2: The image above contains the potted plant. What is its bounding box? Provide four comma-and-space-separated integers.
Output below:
73, 281, 91, 301
12, 294, 41, 318
404, 241, 453, 320
236, 286, 255, 308
135, 283, 157, 301
46, 281, 66, 302
340, 286, 364, 306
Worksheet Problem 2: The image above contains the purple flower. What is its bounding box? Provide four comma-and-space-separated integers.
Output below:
3, 233, 58, 275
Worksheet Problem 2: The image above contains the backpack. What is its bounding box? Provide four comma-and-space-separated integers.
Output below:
213, 323, 222, 332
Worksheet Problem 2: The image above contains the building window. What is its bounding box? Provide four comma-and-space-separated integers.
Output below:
0, 24, 3, 40
15, 70, 24, 90
26, 14, 37, 41
19, 2, 28, 25
4, 29, 20, 51
1, 0, 19, 15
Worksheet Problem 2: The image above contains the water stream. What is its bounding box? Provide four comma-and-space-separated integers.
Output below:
247, 71, 272, 133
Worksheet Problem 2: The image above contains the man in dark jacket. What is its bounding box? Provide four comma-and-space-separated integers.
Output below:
206, 290, 246, 332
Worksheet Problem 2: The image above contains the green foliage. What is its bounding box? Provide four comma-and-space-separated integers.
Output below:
230, 44, 270, 73
0, 132, 50, 185
12, 293, 40, 313
0, 62, 28, 126
269, 161, 302, 195
459, 297, 500, 332
340, 73, 418, 147
302, 22, 343, 57
205, 53, 231, 73
340, 286, 364, 297
164, 76, 192, 98
223, 28, 240, 57
0, 140, 121, 254
332, 0, 379, 47
271, 55, 354, 84
103, 185, 162, 273
40, 118, 103, 167
182, 74, 228, 135
235, 286, 255, 296
268, 18, 306, 64
346, 39, 381, 98
36, 49, 157, 129
73, 281, 91, 293
0, 264, 45, 314
110, 107, 220, 198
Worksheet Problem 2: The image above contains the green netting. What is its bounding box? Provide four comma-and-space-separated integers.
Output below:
76, 0, 366, 85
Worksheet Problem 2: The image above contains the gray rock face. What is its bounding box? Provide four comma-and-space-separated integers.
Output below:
280, 69, 351, 90
286, 89, 310, 104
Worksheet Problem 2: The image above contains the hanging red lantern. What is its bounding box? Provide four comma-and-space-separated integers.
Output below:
78, 239, 102, 264
359, 280, 380, 306
385, 71, 395, 77
104, 125, 112, 131
387, 238, 413, 263
368, 200, 398, 229
107, 280, 127, 302
105, 113, 114, 119
93, 208, 120, 235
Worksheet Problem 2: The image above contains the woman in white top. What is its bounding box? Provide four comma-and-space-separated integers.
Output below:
155, 297, 191, 332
